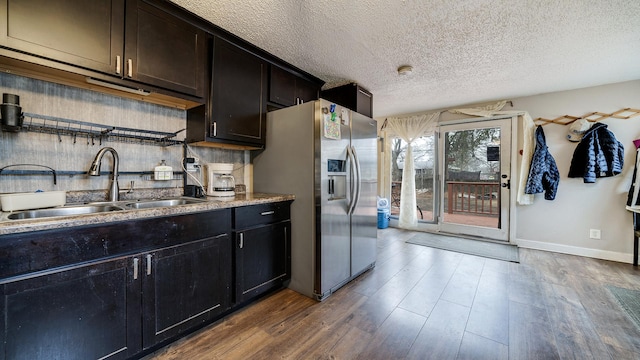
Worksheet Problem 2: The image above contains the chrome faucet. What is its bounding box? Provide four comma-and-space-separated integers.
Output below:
89, 147, 120, 201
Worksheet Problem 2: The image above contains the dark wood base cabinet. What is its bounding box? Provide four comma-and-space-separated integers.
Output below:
0, 202, 291, 360
233, 202, 292, 304
1, 257, 140, 360
142, 235, 231, 348
235, 221, 290, 303
0, 209, 233, 360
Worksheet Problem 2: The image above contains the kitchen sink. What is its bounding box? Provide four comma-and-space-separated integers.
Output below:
5, 197, 209, 220
123, 197, 207, 209
7, 204, 125, 220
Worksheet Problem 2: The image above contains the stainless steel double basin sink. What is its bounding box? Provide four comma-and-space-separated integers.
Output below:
6, 197, 209, 220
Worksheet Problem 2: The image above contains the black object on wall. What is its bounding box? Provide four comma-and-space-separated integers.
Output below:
1, 93, 24, 132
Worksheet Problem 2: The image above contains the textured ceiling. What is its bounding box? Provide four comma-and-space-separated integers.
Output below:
170, 0, 640, 118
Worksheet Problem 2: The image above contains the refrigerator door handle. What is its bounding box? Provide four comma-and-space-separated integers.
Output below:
351, 145, 362, 214
347, 146, 356, 215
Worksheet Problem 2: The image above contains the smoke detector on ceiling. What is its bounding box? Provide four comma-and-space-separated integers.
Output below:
397, 65, 413, 76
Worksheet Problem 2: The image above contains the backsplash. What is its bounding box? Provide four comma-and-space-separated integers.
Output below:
0, 73, 244, 195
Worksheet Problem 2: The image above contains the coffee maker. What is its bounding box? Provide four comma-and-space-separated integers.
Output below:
206, 163, 236, 197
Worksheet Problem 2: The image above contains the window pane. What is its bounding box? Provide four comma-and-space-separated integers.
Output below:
390, 135, 435, 222
443, 128, 501, 228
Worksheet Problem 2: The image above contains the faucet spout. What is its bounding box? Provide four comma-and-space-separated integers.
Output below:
89, 147, 120, 201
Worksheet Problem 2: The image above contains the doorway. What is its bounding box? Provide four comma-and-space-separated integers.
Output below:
438, 118, 512, 241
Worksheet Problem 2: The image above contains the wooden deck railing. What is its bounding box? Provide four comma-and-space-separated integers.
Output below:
446, 181, 500, 215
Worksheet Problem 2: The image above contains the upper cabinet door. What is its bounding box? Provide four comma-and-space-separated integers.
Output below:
124, 0, 205, 97
296, 77, 319, 104
269, 65, 320, 107
210, 36, 267, 146
0, 0, 125, 75
269, 65, 297, 107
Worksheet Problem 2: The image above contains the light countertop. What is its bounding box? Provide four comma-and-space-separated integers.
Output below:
0, 193, 294, 236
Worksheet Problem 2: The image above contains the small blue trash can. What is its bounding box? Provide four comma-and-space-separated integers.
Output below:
377, 208, 390, 229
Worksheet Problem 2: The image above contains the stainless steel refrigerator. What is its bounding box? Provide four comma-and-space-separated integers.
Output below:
253, 99, 377, 301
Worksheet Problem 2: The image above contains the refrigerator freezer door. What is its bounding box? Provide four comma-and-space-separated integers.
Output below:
316, 101, 352, 298
350, 112, 378, 276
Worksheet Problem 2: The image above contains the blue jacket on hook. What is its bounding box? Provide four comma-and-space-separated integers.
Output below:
525, 126, 559, 200
568, 122, 624, 183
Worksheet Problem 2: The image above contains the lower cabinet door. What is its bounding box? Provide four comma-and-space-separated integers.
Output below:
235, 221, 291, 303
0, 257, 140, 360
142, 234, 232, 348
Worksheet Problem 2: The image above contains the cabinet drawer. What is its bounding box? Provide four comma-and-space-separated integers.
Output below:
233, 202, 291, 229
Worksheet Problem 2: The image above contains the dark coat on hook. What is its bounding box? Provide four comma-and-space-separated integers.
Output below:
525, 126, 559, 200
568, 122, 624, 183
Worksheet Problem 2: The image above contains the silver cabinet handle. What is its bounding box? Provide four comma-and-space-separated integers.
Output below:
146, 254, 152, 275
239, 233, 244, 249
133, 258, 139, 280
260, 211, 275, 216
127, 58, 133, 78
116, 55, 121, 75
213, 122, 217, 137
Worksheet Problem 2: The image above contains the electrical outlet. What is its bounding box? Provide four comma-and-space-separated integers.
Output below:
185, 157, 198, 172
589, 229, 601, 239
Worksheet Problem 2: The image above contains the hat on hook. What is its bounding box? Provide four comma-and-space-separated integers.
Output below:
567, 119, 592, 142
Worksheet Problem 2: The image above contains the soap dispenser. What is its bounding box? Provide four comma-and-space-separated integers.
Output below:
154, 160, 173, 180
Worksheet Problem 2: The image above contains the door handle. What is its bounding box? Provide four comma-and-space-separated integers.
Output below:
346, 146, 356, 215
501, 180, 510, 189
127, 58, 133, 78
239, 233, 244, 249
210, 122, 217, 137
133, 258, 139, 280
146, 254, 152, 275
350, 145, 362, 215
116, 55, 121, 75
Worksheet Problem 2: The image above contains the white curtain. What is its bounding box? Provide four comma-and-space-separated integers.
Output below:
386, 112, 440, 228
448, 101, 536, 205
449, 100, 509, 117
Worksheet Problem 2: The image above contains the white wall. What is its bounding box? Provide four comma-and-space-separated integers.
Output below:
511, 80, 640, 263
378, 80, 640, 263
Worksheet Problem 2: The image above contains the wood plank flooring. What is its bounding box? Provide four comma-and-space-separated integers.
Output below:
144, 227, 640, 360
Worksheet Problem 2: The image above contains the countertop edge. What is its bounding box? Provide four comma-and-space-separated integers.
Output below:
0, 193, 294, 236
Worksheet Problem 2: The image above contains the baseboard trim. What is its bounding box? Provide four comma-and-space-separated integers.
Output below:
515, 238, 633, 264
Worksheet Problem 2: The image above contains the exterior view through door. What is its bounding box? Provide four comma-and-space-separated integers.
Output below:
390, 117, 512, 242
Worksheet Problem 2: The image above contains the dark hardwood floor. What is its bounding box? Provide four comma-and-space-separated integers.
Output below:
144, 227, 640, 360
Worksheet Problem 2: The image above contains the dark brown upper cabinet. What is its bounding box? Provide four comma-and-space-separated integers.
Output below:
125, 0, 205, 97
269, 65, 320, 107
0, 0, 205, 98
321, 83, 373, 118
0, 0, 125, 75
188, 36, 267, 149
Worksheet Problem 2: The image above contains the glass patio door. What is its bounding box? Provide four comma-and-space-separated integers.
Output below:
438, 118, 512, 241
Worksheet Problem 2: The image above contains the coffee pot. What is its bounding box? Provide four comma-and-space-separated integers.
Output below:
206, 163, 236, 197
